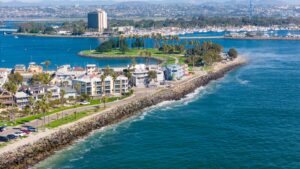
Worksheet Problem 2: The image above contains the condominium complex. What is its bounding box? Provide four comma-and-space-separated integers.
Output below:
88, 9, 108, 32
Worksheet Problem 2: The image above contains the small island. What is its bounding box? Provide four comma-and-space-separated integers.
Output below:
79, 35, 238, 67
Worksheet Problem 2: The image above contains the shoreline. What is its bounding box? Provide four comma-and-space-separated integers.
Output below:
14, 33, 109, 39
13, 33, 300, 41
0, 57, 247, 169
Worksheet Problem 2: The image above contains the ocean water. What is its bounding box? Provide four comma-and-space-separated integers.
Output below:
31, 39, 300, 169
0, 34, 158, 69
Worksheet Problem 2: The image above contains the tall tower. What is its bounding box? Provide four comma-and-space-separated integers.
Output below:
249, 0, 254, 19
88, 9, 108, 32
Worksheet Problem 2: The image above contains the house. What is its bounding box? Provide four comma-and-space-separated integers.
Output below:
27, 62, 43, 74
0, 69, 8, 88
60, 87, 77, 99
14, 64, 26, 74
0, 90, 14, 107
86, 64, 98, 75
28, 85, 61, 101
131, 64, 149, 87
14, 92, 29, 108
165, 64, 184, 80
51, 65, 86, 86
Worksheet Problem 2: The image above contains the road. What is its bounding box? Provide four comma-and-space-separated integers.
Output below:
0, 87, 159, 137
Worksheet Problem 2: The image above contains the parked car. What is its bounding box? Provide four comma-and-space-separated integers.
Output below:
0, 126, 7, 132
80, 101, 90, 105
26, 126, 37, 132
14, 132, 26, 137
0, 136, 9, 142
7, 134, 17, 140
20, 129, 30, 135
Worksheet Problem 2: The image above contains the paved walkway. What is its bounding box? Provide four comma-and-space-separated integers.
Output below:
0, 87, 159, 137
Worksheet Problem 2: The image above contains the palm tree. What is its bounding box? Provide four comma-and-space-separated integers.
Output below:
101, 96, 107, 108
3, 82, 17, 123
60, 89, 66, 105
40, 95, 49, 131
112, 72, 118, 95
44, 60, 51, 73
28, 96, 35, 115
101, 74, 106, 96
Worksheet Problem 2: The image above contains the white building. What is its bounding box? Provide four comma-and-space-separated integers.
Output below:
0, 69, 8, 88
14, 92, 29, 108
28, 85, 61, 101
131, 64, 165, 87
131, 64, 149, 88
86, 64, 98, 75
88, 9, 108, 32
60, 87, 77, 99
72, 74, 129, 97
114, 76, 129, 95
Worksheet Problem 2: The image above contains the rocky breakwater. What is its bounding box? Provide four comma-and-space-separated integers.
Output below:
0, 58, 246, 169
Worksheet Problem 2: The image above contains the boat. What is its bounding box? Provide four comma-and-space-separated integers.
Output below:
14, 35, 19, 39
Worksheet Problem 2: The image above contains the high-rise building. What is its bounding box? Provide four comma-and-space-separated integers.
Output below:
88, 9, 108, 32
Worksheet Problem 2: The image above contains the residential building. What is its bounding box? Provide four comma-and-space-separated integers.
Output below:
28, 85, 61, 101
14, 64, 26, 74
165, 64, 184, 80
131, 64, 149, 87
72, 75, 102, 96
86, 64, 98, 75
60, 87, 77, 99
88, 9, 108, 32
72, 74, 129, 97
0, 90, 14, 107
114, 76, 129, 95
14, 92, 29, 108
27, 62, 43, 74
0, 69, 8, 88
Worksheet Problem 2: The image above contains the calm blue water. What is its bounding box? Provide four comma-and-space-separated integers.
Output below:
32, 39, 300, 169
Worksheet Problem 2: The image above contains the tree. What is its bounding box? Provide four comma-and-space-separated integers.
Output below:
3, 82, 17, 95
101, 96, 107, 108
60, 89, 66, 105
43, 27, 56, 34
31, 73, 51, 85
74, 83, 81, 94
28, 96, 35, 115
8, 72, 23, 85
101, 74, 106, 96
148, 70, 157, 83
96, 40, 113, 53
43, 60, 51, 73
228, 48, 238, 58
112, 72, 118, 95
40, 95, 50, 130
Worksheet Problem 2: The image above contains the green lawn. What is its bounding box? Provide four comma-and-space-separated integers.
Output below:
46, 107, 105, 128
81, 48, 182, 65
0, 92, 134, 127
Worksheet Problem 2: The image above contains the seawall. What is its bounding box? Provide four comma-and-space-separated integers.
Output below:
0, 58, 246, 169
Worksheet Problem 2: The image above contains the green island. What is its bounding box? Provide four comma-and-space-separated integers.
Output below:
79, 36, 238, 67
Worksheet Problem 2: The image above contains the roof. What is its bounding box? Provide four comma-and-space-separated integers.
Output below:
15, 92, 29, 98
